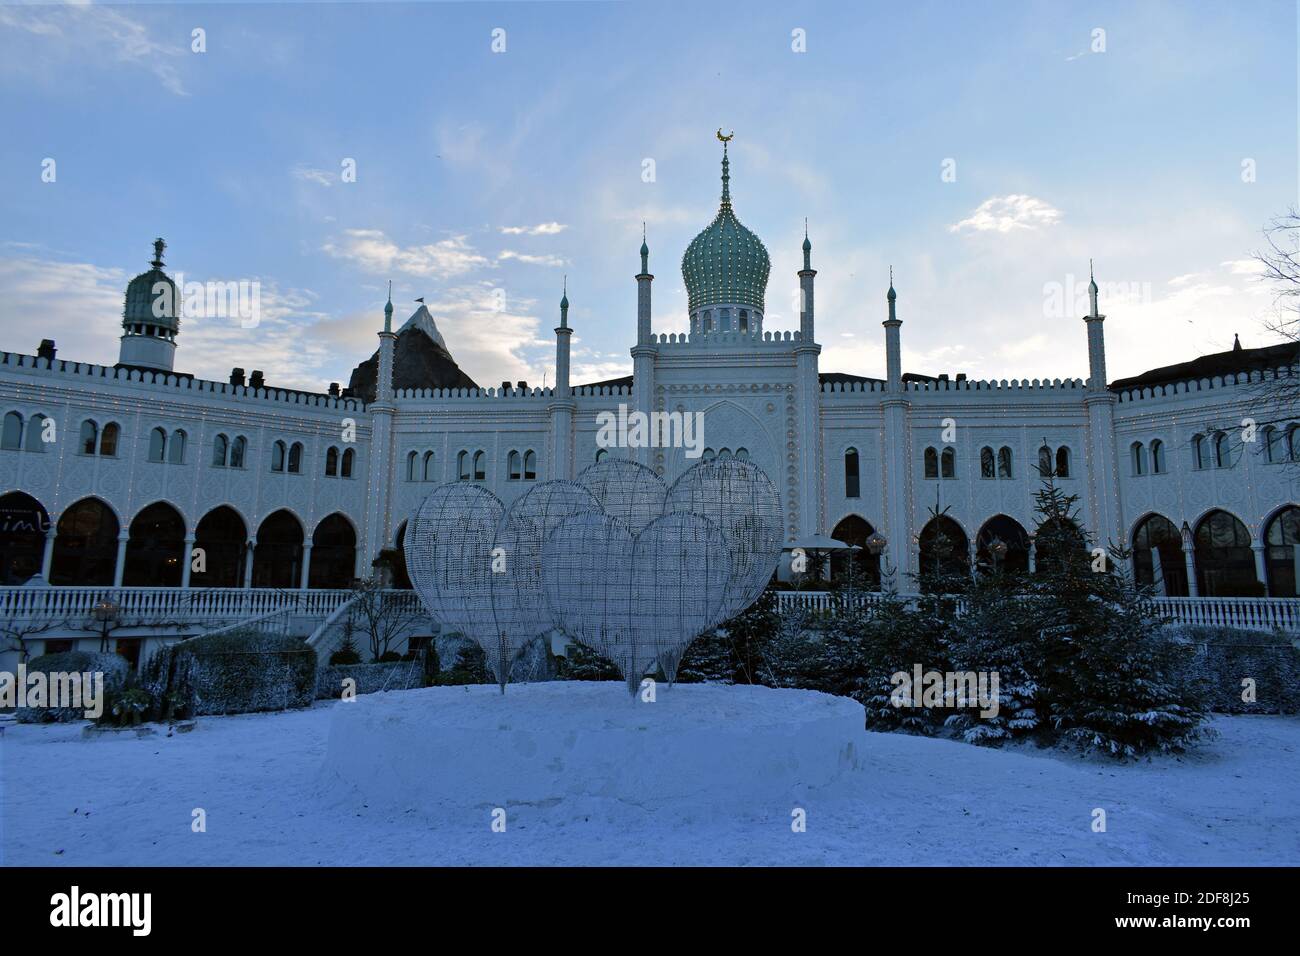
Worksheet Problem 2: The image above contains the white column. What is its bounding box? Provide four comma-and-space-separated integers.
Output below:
243, 538, 256, 588
113, 531, 129, 587
1252, 545, 1268, 594
180, 534, 196, 588
300, 542, 313, 590
1182, 529, 1199, 598
41, 525, 57, 579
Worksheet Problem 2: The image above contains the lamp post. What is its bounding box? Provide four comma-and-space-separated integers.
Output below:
93, 597, 120, 653
866, 531, 889, 591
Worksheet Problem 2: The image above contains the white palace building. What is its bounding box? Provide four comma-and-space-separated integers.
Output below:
2, 144, 1300, 666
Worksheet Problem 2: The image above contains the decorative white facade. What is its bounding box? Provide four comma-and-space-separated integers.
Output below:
2, 150, 1299, 608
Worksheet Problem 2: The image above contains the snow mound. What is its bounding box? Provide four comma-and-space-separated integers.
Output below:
322, 682, 864, 817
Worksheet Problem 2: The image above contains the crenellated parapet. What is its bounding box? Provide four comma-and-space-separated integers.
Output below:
1, 351, 366, 413
1113, 365, 1298, 405
651, 329, 804, 347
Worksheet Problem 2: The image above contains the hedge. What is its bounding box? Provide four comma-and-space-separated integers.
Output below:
15, 651, 130, 723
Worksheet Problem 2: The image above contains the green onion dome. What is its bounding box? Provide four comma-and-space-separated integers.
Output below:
681, 146, 770, 314
122, 238, 178, 332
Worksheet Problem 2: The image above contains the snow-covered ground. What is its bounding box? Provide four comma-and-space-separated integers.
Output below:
3, 685, 1298, 866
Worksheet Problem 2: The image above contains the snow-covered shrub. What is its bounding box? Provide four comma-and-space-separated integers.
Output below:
431, 639, 493, 685
677, 587, 780, 684
1177, 626, 1300, 714
16, 651, 129, 723
328, 634, 362, 666
553, 641, 620, 681
172, 628, 317, 716
315, 661, 423, 699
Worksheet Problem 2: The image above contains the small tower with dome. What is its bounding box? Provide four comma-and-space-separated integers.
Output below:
118, 238, 180, 372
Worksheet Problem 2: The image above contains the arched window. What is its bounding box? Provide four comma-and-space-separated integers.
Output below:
1289, 425, 1300, 461
191, 506, 248, 588
980, 446, 995, 478
736, 448, 750, 461
701, 448, 715, 462
472, 450, 486, 481
51, 497, 120, 586
25, 414, 48, 452
829, 515, 882, 588
1038, 445, 1052, 477
1194, 510, 1257, 596
976, 514, 1031, 576
595, 448, 608, 464
844, 447, 860, 498
940, 447, 955, 478
458, 450, 471, 479
1132, 514, 1188, 596
271, 440, 286, 472
918, 515, 970, 589
1264, 506, 1300, 597
407, 451, 418, 482
508, 450, 522, 481
1149, 439, 1164, 474
229, 435, 245, 468
1056, 446, 1070, 478
0, 491, 50, 584
325, 446, 339, 477
309, 514, 357, 589
923, 447, 939, 479
1213, 431, 1230, 468
342, 448, 354, 478
1, 411, 22, 450
1192, 434, 1207, 470
1132, 441, 1146, 476
421, 451, 434, 482
80, 420, 98, 456
524, 450, 537, 480
212, 433, 229, 467
167, 429, 186, 464
149, 427, 167, 463
251, 510, 304, 589
123, 501, 186, 587
997, 446, 1012, 478
718, 447, 733, 460
738, 310, 749, 332
100, 422, 120, 457
1263, 427, 1278, 462
287, 442, 303, 474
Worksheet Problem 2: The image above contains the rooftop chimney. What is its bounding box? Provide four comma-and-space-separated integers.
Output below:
249, 370, 265, 389
501, 380, 512, 393
230, 367, 246, 386
517, 380, 527, 391
37, 339, 56, 362
328, 382, 340, 397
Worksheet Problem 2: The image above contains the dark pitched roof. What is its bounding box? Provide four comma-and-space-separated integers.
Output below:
1109, 340, 1299, 391
575, 374, 633, 390
348, 324, 477, 402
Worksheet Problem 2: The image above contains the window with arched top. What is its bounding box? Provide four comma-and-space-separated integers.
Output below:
736, 448, 749, 461
1213, 431, 1231, 468
844, 447, 860, 498
100, 422, 120, 458
524, 450, 536, 480
341, 448, 354, 478
325, 446, 339, 477
595, 448, 608, 463
1149, 439, 1163, 474
1289, 425, 1300, 461
1, 411, 22, 450
166, 429, 185, 464
940, 447, 955, 478
1192, 434, 1207, 470
229, 436, 245, 469
287, 442, 303, 474
149, 427, 167, 463
80, 420, 98, 456
1056, 446, 1070, 478
25, 414, 48, 452
421, 451, 434, 482
924, 447, 938, 479
1132, 441, 1147, 476
458, 450, 470, 480
739, 310, 749, 332
407, 451, 418, 482
980, 446, 995, 479
1038, 446, 1052, 477
997, 446, 1012, 478
212, 433, 229, 467
473, 451, 486, 481
271, 440, 286, 473
508, 450, 522, 481
702, 448, 715, 462
1263, 427, 1279, 462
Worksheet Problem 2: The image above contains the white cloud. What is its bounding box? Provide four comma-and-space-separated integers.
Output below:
292, 165, 335, 187
322, 229, 488, 279
1221, 258, 1265, 276
0, 2, 188, 95
497, 250, 566, 267
500, 222, 567, 236
949, 195, 1062, 234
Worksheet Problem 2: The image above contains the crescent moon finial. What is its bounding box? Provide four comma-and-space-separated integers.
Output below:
715, 128, 734, 143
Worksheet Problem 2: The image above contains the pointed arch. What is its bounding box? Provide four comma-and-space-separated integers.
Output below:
1131, 513, 1188, 596
976, 514, 1030, 575
1193, 509, 1256, 596
918, 515, 970, 589
309, 513, 357, 588
829, 514, 880, 588
0, 490, 50, 584
124, 501, 186, 586
51, 497, 120, 586
252, 509, 304, 588
192, 505, 249, 588
1264, 505, 1300, 597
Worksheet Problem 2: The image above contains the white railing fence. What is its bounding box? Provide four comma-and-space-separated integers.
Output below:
0, 586, 355, 625
774, 590, 1300, 634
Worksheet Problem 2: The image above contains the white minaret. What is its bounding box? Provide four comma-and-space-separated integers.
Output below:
1082, 263, 1123, 551
632, 228, 657, 468
550, 281, 575, 479
881, 270, 913, 577
793, 227, 822, 539
363, 284, 398, 575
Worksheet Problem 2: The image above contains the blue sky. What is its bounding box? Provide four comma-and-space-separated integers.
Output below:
0, 0, 1296, 392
